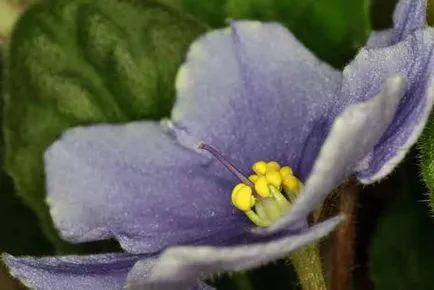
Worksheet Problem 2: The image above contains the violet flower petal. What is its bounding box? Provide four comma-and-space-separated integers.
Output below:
339, 0, 434, 182
45, 121, 248, 254
366, 29, 393, 49
367, 0, 425, 48
366, 0, 426, 49
346, 29, 434, 182
2, 253, 147, 290
172, 21, 341, 179
128, 216, 342, 290
260, 76, 407, 234
391, 0, 426, 44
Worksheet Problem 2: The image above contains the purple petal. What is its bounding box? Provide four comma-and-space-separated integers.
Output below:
391, 0, 427, 44
45, 121, 248, 254
2, 253, 146, 290
172, 21, 341, 179
366, 29, 393, 49
367, 0, 426, 49
261, 76, 407, 234
129, 216, 342, 290
344, 29, 434, 182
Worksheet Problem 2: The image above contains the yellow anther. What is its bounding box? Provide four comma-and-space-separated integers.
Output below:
266, 161, 281, 172
231, 184, 255, 211
265, 171, 282, 188
252, 161, 267, 176
255, 176, 270, 197
280, 166, 293, 179
231, 183, 246, 205
283, 175, 299, 191
248, 174, 259, 183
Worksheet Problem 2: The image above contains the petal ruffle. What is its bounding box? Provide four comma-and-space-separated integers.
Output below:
367, 0, 426, 49
45, 121, 248, 253
342, 29, 434, 182
261, 76, 406, 233
2, 253, 146, 290
391, 0, 426, 44
171, 21, 341, 179
130, 216, 342, 290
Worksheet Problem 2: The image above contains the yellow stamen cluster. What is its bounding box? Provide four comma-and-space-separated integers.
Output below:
231, 160, 301, 213
198, 143, 303, 227
250, 161, 297, 197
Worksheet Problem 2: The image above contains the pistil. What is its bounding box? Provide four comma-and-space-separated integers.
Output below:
197, 143, 254, 187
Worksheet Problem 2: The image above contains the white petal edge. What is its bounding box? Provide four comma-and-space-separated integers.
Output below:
257, 75, 407, 234
357, 79, 434, 183
137, 215, 343, 290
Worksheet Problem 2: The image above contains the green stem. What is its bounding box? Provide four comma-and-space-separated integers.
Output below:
289, 243, 327, 290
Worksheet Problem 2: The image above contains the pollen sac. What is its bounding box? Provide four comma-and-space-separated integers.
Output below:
265, 171, 282, 188
231, 183, 255, 212
279, 166, 293, 179
255, 176, 271, 197
252, 161, 267, 175
283, 175, 299, 191
248, 174, 259, 183
250, 160, 296, 197
266, 161, 281, 172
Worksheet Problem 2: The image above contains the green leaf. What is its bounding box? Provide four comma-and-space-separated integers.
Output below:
178, 0, 371, 68
3, 0, 205, 252
369, 169, 434, 290
181, 0, 227, 27
428, 0, 434, 26
1, 50, 52, 256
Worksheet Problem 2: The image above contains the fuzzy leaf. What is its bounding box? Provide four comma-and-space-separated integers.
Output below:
3, 0, 205, 252
0, 51, 52, 256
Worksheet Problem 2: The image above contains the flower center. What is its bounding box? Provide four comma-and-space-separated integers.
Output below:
198, 143, 303, 227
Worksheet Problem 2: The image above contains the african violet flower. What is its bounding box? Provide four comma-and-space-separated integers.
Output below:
3, 0, 434, 289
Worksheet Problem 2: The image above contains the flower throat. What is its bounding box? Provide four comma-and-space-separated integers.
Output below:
198, 143, 303, 227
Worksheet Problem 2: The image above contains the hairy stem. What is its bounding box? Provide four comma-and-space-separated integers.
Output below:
289, 242, 327, 290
